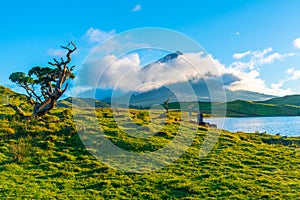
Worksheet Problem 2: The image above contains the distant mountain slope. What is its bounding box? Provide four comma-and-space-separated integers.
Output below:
58, 97, 109, 108
225, 90, 276, 102
2, 84, 300, 117
166, 95, 300, 117
127, 86, 276, 107
225, 99, 300, 117
261, 95, 300, 106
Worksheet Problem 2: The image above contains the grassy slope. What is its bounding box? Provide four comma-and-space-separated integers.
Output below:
58, 91, 300, 117
0, 86, 300, 199
262, 94, 300, 106
168, 99, 300, 117
58, 97, 110, 108
224, 100, 300, 117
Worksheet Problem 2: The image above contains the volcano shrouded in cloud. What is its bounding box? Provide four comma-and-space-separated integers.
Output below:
75, 50, 276, 105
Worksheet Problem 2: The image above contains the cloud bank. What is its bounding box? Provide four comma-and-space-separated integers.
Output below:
75, 39, 297, 97
76, 51, 231, 93
227, 48, 296, 95
230, 48, 294, 70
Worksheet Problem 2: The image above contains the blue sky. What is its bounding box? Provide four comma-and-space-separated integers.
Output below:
1, 0, 300, 96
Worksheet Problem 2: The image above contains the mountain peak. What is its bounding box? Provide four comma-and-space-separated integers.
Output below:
156, 50, 183, 63
142, 50, 183, 70
175, 50, 183, 55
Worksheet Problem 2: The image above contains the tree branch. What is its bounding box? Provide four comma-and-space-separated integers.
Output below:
25, 84, 42, 103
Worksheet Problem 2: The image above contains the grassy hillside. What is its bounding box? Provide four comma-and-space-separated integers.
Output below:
58, 97, 110, 108
57, 91, 300, 117
167, 98, 300, 117
225, 100, 300, 117
262, 94, 300, 106
0, 86, 300, 199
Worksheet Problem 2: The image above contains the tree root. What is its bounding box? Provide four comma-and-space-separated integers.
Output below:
6, 104, 65, 123
6, 104, 31, 120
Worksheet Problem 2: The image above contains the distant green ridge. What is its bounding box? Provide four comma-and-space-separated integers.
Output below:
2, 85, 300, 117
167, 96, 300, 117
58, 97, 110, 108
261, 94, 300, 106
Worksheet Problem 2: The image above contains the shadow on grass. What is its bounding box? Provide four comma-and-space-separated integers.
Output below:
75, 167, 110, 178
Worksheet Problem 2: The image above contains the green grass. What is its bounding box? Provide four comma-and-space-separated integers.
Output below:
0, 109, 299, 198
0, 85, 300, 198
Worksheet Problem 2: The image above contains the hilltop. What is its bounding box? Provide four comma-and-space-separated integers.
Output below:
0, 85, 299, 198
3, 84, 300, 117
166, 95, 300, 117
261, 94, 300, 106
58, 97, 109, 108
224, 98, 300, 117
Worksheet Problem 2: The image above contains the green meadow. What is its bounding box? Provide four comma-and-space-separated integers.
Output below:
0, 85, 300, 199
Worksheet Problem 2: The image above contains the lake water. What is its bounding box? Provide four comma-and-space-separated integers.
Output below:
205, 116, 300, 137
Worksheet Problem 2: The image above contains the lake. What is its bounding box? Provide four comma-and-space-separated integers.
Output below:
205, 116, 300, 137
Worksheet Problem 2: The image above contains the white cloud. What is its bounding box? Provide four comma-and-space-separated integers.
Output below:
47, 48, 66, 57
271, 81, 284, 90
226, 69, 292, 96
131, 4, 141, 12
91, 38, 150, 56
69, 85, 93, 97
227, 70, 264, 91
286, 68, 300, 80
76, 53, 141, 91
228, 48, 296, 95
232, 51, 251, 59
76, 46, 297, 97
83, 27, 116, 43
231, 48, 294, 70
293, 37, 300, 49
76, 51, 227, 93
257, 67, 300, 96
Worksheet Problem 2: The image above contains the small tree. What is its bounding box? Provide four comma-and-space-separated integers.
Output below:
9, 42, 76, 118
164, 98, 169, 114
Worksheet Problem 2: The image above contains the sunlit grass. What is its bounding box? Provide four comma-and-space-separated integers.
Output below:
0, 86, 299, 198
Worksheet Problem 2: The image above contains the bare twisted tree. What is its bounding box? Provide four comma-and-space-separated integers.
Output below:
8, 42, 76, 118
